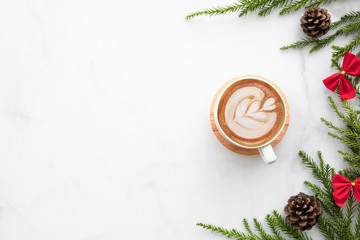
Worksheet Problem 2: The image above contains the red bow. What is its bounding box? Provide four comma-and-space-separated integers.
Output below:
332, 174, 360, 208
323, 52, 360, 100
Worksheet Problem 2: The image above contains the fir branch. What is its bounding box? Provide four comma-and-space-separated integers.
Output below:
298, 151, 334, 188
327, 96, 355, 128
338, 151, 360, 163
238, 0, 269, 17
355, 209, 360, 238
298, 150, 359, 239
330, 56, 342, 69
328, 132, 360, 149
189, 2, 360, 240
196, 212, 313, 240
243, 218, 260, 238
280, 37, 321, 51
265, 214, 286, 240
321, 117, 360, 139
271, 210, 311, 240
316, 218, 336, 240
196, 223, 252, 239
258, 0, 291, 16
338, 150, 360, 169
186, 2, 360, 72
186, 0, 342, 20
185, 3, 243, 20
331, 11, 360, 29
342, 156, 360, 169
340, 168, 360, 181
280, 22, 360, 53
279, 0, 311, 15
305, 0, 337, 8
253, 218, 273, 240
345, 192, 356, 229
332, 34, 360, 62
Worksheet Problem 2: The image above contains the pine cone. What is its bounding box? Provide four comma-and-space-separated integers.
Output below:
284, 192, 322, 231
301, 7, 331, 38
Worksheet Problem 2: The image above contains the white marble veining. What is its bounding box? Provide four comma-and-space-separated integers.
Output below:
0, 0, 359, 239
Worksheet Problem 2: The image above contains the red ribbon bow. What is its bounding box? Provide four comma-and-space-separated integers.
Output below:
323, 52, 360, 100
332, 174, 360, 207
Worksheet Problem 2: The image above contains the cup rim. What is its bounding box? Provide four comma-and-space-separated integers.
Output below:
214, 75, 288, 149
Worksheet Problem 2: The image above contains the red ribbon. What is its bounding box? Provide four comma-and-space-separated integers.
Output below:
323, 52, 360, 100
332, 174, 360, 208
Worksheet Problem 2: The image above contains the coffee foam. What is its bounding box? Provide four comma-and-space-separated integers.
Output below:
225, 87, 277, 139
217, 79, 285, 148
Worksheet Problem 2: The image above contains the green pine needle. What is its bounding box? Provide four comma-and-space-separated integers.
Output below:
185, 3, 242, 20
190, 1, 360, 239
186, 1, 360, 68
186, 0, 339, 19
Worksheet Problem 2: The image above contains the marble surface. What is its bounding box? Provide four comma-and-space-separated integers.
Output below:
0, 0, 359, 239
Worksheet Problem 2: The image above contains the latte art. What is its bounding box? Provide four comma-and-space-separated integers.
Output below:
234, 97, 276, 129
225, 87, 277, 139
217, 78, 286, 148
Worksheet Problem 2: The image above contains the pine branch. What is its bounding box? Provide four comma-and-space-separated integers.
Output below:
238, 0, 270, 17
186, 0, 342, 20
321, 117, 360, 139
316, 218, 336, 240
280, 22, 360, 53
342, 156, 360, 169
298, 151, 334, 188
345, 192, 356, 229
271, 210, 311, 240
338, 151, 360, 163
253, 218, 274, 240
265, 214, 286, 240
331, 11, 360, 29
258, 0, 291, 16
297, 149, 360, 239
280, 37, 321, 51
279, 0, 311, 15
355, 209, 360, 238
189, 2, 360, 240
305, 0, 337, 8
327, 96, 355, 128
332, 34, 360, 62
196, 211, 314, 240
243, 218, 260, 238
340, 168, 360, 181
185, 3, 243, 20
328, 132, 360, 149
196, 223, 253, 239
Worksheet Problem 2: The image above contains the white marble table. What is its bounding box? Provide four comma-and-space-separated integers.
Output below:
0, 0, 358, 239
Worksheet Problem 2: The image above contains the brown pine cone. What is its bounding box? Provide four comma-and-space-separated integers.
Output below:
301, 7, 331, 38
284, 192, 322, 231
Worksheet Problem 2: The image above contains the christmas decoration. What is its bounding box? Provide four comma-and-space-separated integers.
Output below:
284, 192, 322, 231
186, 2, 360, 66
323, 52, 360, 101
187, 1, 360, 239
300, 7, 331, 38
332, 174, 360, 208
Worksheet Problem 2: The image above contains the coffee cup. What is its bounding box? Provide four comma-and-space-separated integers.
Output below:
213, 75, 288, 164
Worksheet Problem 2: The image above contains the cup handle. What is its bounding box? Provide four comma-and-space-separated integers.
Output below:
258, 144, 276, 164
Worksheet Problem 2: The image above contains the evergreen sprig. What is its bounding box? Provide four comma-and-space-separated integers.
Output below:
280, 11, 360, 64
196, 68, 360, 240
198, 147, 360, 239
197, 211, 311, 240
186, 2, 360, 66
189, 1, 360, 239
185, 0, 339, 20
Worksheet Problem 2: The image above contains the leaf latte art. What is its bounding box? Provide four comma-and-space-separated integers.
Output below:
217, 79, 286, 148
233, 96, 276, 130
225, 87, 277, 139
